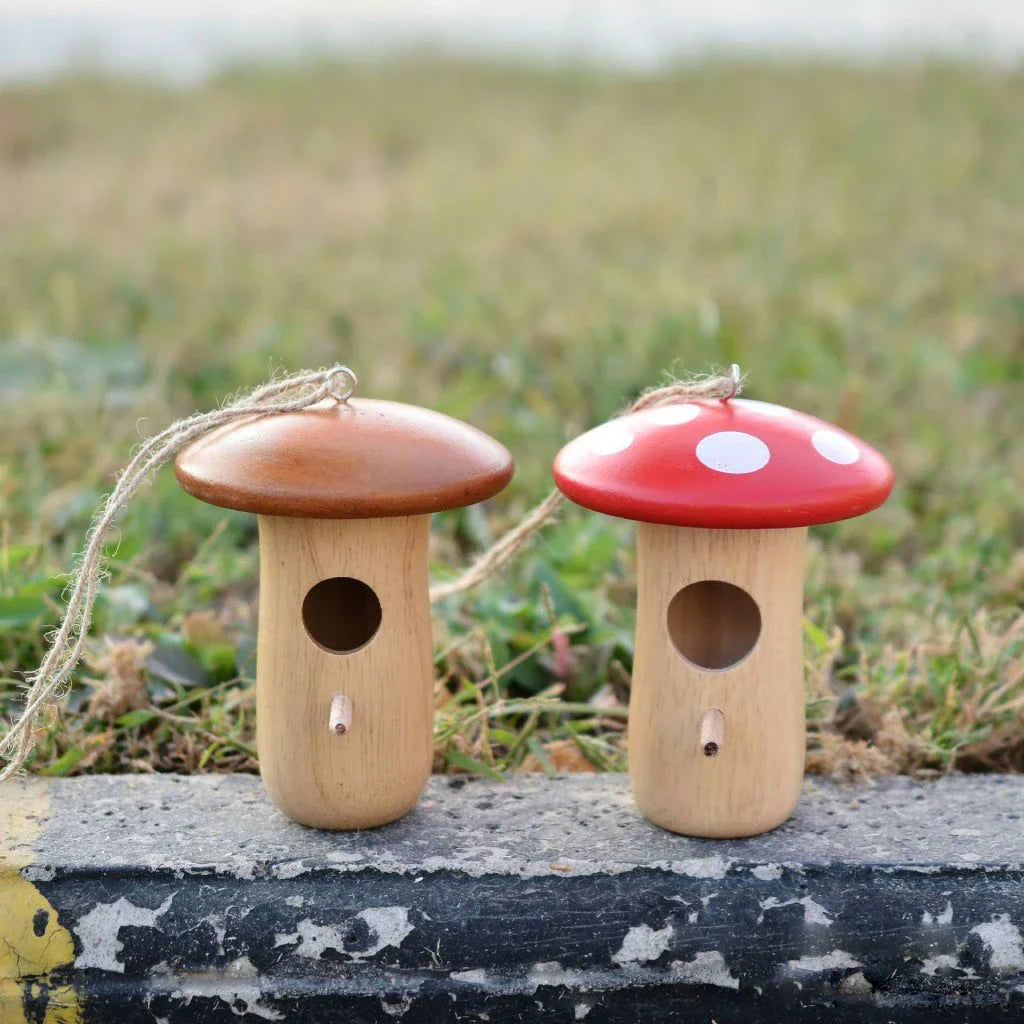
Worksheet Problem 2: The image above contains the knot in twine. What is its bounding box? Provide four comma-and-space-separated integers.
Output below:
0, 363, 742, 781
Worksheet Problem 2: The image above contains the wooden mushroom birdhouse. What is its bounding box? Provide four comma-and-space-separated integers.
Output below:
175, 383, 513, 830
553, 392, 892, 838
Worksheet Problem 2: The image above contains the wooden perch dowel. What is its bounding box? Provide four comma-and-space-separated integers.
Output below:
329, 693, 354, 735
700, 708, 725, 757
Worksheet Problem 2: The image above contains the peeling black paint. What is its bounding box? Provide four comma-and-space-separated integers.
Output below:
29, 861, 1024, 1022
15, 774, 1024, 1023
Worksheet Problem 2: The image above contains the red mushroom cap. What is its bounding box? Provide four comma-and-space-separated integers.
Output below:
552, 398, 893, 529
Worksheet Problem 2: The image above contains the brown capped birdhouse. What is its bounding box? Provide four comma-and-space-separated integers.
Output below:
175, 396, 513, 830
553, 395, 893, 838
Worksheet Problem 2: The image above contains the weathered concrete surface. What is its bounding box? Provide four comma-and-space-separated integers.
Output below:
3, 773, 1024, 1022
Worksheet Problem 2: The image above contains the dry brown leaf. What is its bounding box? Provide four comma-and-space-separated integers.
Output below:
873, 706, 930, 774
806, 732, 894, 783
84, 638, 154, 722
521, 739, 598, 773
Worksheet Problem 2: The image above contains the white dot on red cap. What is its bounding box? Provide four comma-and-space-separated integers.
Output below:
733, 398, 792, 417
588, 424, 634, 456
812, 429, 860, 465
695, 431, 770, 474
649, 403, 701, 426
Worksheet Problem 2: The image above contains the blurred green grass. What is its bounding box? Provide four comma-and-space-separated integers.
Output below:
1, 60, 1022, 779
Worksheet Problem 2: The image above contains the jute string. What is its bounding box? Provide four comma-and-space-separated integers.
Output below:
428, 365, 743, 600
0, 364, 742, 781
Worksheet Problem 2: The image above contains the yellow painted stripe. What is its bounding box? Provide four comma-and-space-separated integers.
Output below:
0, 779, 81, 1024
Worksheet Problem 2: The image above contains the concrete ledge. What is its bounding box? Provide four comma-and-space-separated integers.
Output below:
3, 773, 1024, 1022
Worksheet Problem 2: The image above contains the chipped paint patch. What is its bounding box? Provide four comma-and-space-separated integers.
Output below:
669, 951, 739, 990
639, 856, 732, 879
971, 916, 1024, 972
786, 950, 861, 973
279, 907, 413, 962
270, 860, 309, 880
758, 897, 833, 926
380, 994, 413, 1017
526, 961, 582, 992
922, 901, 954, 925
282, 921, 344, 959
451, 969, 488, 984
751, 864, 783, 881
837, 971, 873, 996
455, 956, 741, 998
612, 924, 673, 965
174, 845, 745, 881
20, 865, 56, 883
672, 856, 731, 879
211, 957, 283, 1021
157, 958, 283, 1020
75, 895, 174, 973
920, 954, 959, 976
0, 778, 80, 1024
529, 961, 566, 980
356, 907, 414, 960
920, 954, 978, 978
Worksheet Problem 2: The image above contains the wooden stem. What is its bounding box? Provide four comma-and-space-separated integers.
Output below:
256, 514, 433, 830
329, 694, 354, 735
700, 708, 724, 757
630, 524, 808, 838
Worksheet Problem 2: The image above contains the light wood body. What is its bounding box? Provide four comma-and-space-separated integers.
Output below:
630, 525, 807, 838
256, 515, 434, 829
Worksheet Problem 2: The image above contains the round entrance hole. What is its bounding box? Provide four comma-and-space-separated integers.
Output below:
667, 580, 761, 671
302, 576, 382, 654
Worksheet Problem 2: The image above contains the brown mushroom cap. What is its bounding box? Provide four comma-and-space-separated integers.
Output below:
175, 398, 514, 519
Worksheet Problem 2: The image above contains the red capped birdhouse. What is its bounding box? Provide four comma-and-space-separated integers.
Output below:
554, 395, 893, 838
176, 396, 513, 830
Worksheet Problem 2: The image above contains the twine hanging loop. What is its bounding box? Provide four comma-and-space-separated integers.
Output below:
428, 366, 744, 600
723, 363, 741, 401
1, 363, 743, 781
325, 366, 358, 402
0, 365, 358, 782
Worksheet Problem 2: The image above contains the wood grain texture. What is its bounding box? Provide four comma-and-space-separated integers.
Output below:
176, 398, 514, 519
256, 514, 434, 829
630, 525, 807, 838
